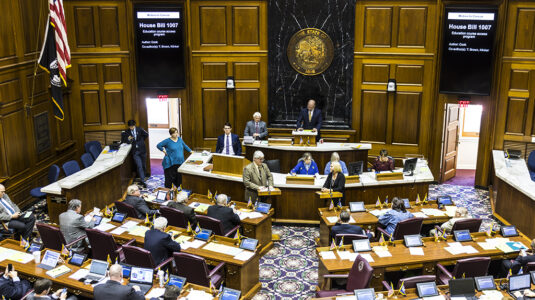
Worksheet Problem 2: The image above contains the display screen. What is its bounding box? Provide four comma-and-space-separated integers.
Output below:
439, 7, 498, 95
475, 276, 496, 291
168, 275, 186, 288
454, 230, 472, 242
40, 250, 59, 268
221, 288, 241, 300
501, 226, 518, 237
355, 288, 375, 300
155, 191, 168, 202
509, 274, 531, 291
28, 243, 42, 253
134, 6, 185, 88
240, 238, 259, 251
402, 199, 411, 209
353, 239, 372, 252
130, 267, 154, 284
417, 282, 438, 297
438, 196, 453, 205
404, 235, 423, 247
112, 212, 126, 223
350, 202, 365, 212
195, 229, 212, 241
122, 265, 132, 278
69, 253, 86, 266
256, 202, 271, 214
93, 215, 103, 226
89, 260, 108, 276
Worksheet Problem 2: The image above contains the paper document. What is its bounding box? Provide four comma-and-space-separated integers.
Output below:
421, 208, 446, 216
463, 245, 479, 254
477, 242, 495, 251
84, 215, 93, 223
189, 240, 206, 249
120, 220, 139, 229
128, 226, 149, 237
326, 216, 339, 223
0, 247, 16, 262
369, 209, 389, 217
360, 253, 374, 263
146, 288, 165, 299
409, 247, 424, 256
334, 296, 356, 300
8, 251, 34, 263
348, 216, 356, 224
182, 290, 213, 300
202, 243, 240, 256
319, 251, 336, 260
174, 235, 192, 244
412, 212, 428, 218
445, 206, 457, 217
495, 243, 515, 253
337, 251, 354, 260
69, 269, 89, 280
444, 246, 465, 255
94, 223, 115, 232
110, 227, 127, 235
234, 250, 255, 261
374, 250, 392, 258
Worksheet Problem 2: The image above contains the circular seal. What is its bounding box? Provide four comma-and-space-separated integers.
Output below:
287, 28, 334, 76
358, 261, 364, 271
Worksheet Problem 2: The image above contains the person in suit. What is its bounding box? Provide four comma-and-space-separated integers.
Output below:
207, 194, 240, 235
0, 184, 36, 241
372, 149, 394, 172
166, 191, 197, 228
296, 99, 323, 140
216, 122, 242, 156
501, 238, 535, 277
121, 120, 149, 186
59, 199, 96, 253
324, 152, 348, 175
124, 185, 159, 219
243, 151, 274, 202
94, 264, 144, 300
157, 127, 192, 189
378, 197, 414, 235
331, 210, 373, 241
244, 112, 268, 140
144, 217, 181, 266
321, 161, 346, 205
27, 278, 76, 300
291, 152, 319, 175
0, 265, 32, 300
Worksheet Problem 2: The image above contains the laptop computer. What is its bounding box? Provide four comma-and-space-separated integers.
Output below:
128, 267, 154, 295
354, 288, 375, 300
93, 215, 103, 226
404, 234, 423, 247
195, 229, 212, 241
501, 225, 519, 237
453, 230, 473, 242
111, 212, 127, 223
449, 278, 477, 300
168, 275, 186, 289
220, 287, 241, 300
508, 274, 532, 299
350, 202, 365, 212
352, 239, 372, 252
84, 259, 109, 281
255, 202, 271, 214
240, 238, 259, 251
475, 276, 496, 291
37, 250, 60, 270
416, 282, 439, 298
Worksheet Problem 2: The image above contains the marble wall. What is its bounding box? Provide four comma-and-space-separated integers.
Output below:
268, 0, 355, 129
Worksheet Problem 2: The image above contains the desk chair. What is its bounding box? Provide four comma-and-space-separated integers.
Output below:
20, 289, 35, 300
197, 215, 239, 237
316, 254, 374, 297
160, 206, 188, 228
80, 153, 94, 168
85, 141, 102, 160
334, 233, 368, 245
436, 218, 482, 235
525, 262, 535, 273
265, 159, 281, 173
437, 257, 491, 285
121, 244, 174, 271
173, 252, 225, 288
36, 223, 86, 252
88, 145, 101, 161
85, 228, 135, 262
377, 217, 424, 241
30, 164, 60, 199
0, 222, 15, 241
383, 275, 436, 290
62, 160, 81, 176
114, 201, 139, 219
528, 151, 535, 181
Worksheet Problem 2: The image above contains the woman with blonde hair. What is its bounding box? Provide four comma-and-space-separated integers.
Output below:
321, 161, 346, 205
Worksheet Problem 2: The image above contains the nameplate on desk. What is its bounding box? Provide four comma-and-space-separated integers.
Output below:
286, 176, 315, 185
258, 188, 281, 196
315, 191, 343, 199
375, 172, 403, 181
268, 138, 292, 146
345, 175, 360, 184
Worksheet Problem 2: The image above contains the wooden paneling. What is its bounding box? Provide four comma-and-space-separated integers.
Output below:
82, 91, 101, 125
392, 92, 421, 145
0, 2, 16, 61
0, 79, 22, 105
73, 7, 96, 48
2, 110, 29, 176
234, 89, 260, 135
505, 98, 528, 135
200, 6, 227, 45
105, 90, 124, 124
98, 6, 120, 47
360, 91, 388, 143
232, 7, 260, 45
19, 0, 47, 56
504, 3, 535, 57
202, 89, 228, 138
364, 7, 393, 47
397, 7, 427, 47
202, 62, 227, 80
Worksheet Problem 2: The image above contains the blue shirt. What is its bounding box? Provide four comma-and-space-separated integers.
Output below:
324, 161, 349, 175
378, 210, 414, 235
291, 160, 319, 175
157, 137, 191, 169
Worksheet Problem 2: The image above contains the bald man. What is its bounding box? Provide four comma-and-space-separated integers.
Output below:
296, 99, 322, 140
94, 264, 144, 300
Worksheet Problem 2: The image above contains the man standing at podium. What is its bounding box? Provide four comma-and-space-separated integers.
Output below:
243, 151, 273, 202
296, 99, 322, 140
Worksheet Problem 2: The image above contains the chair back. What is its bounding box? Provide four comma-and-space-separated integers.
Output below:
88, 145, 101, 160
173, 252, 211, 286
197, 215, 225, 236
160, 206, 188, 228
85, 228, 119, 262
392, 217, 424, 240
80, 153, 94, 168
85, 141, 102, 158
335, 234, 368, 245
62, 160, 80, 176
47, 164, 60, 183
346, 254, 373, 290
525, 262, 535, 273
398, 275, 436, 289
265, 159, 281, 173
36, 223, 66, 251
528, 151, 535, 172
451, 218, 482, 233
452, 257, 491, 278
122, 244, 156, 269
114, 201, 139, 219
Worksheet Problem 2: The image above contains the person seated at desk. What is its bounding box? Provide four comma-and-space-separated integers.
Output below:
372, 149, 394, 172
291, 152, 319, 175
296, 99, 322, 140
144, 217, 181, 266
28, 278, 75, 300
429, 207, 468, 236
501, 238, 535, 277
331, 210, 372, 241
207, 194, 240, 235
324, 152, 348, 175
166, 191, 197, 228
216, 122, 242, 156
124, 184, 159, 219
321, 161, 346, 205
0, 265, 32, 300
59, 199, 96, 253
244, 112, 268, 140
94, 264, 145, 300
0, 184, 36, 241
243, 150, 274, 202
149, 285, 180, 300
378, 197, 414, 235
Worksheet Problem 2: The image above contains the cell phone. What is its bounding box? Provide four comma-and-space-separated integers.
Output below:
7, 263, 13, 272
62, 288, 67, 294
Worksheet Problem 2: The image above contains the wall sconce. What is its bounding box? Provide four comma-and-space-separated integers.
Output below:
226, 76, 235, 90
387, 79, 396, 92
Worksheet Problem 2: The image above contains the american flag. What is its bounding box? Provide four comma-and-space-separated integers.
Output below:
48, 0, 71, 83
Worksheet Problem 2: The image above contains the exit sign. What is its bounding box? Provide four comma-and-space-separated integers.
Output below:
459, 100, 470, 108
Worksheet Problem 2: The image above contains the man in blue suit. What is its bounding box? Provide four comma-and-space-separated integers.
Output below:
144, 217, 181, 266
121, 120, 149, 186
331, 210, 373, 241
296, 99, 322, 140
216, 122, 242, 156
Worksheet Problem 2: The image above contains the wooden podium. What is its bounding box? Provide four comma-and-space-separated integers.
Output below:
345, 175, 360, 184
211, 154, 250, 177
286, 175, 315, 185
376, 172, 404, 181
292, 130, 317, 146
315, 191, 343, 199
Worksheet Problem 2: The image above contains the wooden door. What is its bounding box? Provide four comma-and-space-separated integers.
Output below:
441, 104, 460, 182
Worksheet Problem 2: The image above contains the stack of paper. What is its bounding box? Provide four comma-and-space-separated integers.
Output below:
69, 269, 89, 280
412, 212, 428, 218
94, 222, 116, 232
326, 216, 339, 223
319, 251, 336, 260
110, 227, 127, 235
337, 251, 355, 260
372, 246, 392, 257
369, 209, 389, 217
421, 208, 446, 216
360, 253, 374, 263
234, 250, 255, 261
174, 235, 192, 243
202, 243, 242, 256
146, 288, 165, 299
409, 247, 424, 256
444, 206, 457, 217
444, 242, 479, 255
180, 290, 214, 300
477, 242, 495, 250
121, 220, 139, 229
128, 226, 149, 237
181, 240, 206, 250
8, 251, 34, 263
480, 290, 504, 300
46, 265, 71, 278
237, 211, 263, 220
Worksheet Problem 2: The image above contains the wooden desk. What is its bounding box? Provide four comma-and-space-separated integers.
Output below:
318, 201, 452, 246
317, 232, 530, 290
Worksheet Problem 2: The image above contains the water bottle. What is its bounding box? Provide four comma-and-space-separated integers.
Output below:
158, 269, 164, 287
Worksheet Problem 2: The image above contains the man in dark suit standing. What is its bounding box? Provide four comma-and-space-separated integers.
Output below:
296, 99, 323, 140
244, 112, 268, 140
166, 191, 197, 228
124, 185, 159, 219
144, 217, 181, 266
94, 264, 144, 300
215, 122, 242, 156
207, 194, 240, 235
330, 210, 372, 241
121, 120, 149, 186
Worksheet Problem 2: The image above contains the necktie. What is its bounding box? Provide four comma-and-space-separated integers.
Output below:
0, 198, 15, 215
255, 123, 259, 134
308, 110, 312, 122
226, 135, 230, 154
258, 166, 262, 182
132, 129, 136, 141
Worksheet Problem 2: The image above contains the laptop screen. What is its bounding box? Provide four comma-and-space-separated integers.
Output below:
168, 275, 186, 289
417, 282, 438, 297
350, 202, 365, 212
220, 287, 241, 300
454, 230, 472, 242
509, 274, 531, 291
256, 202, 271, 214
475, 276, 496, 291
354, 288, 375, 300
40, 250, 60, 268
130, 267, 154, 284
240, 238, 258, 251
89, 260, 109, 276
449, 278, 475, 296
